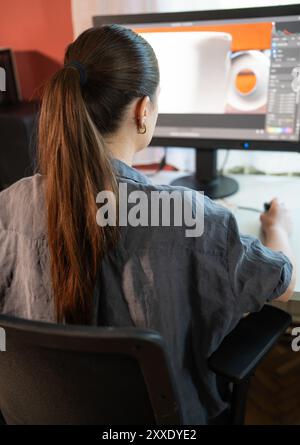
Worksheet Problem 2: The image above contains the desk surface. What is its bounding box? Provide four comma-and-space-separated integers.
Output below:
149, 171, 300, 301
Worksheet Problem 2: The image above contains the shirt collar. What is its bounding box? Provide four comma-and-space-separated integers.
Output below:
112, 158, 152, 186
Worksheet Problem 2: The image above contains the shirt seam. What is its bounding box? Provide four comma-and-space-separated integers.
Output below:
226, 213, 238, 302
116, 174, 149, 185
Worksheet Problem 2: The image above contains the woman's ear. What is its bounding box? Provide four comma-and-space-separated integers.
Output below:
135, 96, 150, 129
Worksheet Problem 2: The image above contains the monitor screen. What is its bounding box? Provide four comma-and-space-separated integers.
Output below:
93, 6, 300, 149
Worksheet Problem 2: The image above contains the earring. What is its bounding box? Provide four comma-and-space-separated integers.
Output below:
137, 123, 147, 134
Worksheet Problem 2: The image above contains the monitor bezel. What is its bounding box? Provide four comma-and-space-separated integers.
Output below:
93, 4, 300, 152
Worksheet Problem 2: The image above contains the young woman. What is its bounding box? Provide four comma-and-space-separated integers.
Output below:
0, 25, 295, 424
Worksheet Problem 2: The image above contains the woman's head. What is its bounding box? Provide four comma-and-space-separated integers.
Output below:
38, 25, 160, 324
65, 24, 160, 154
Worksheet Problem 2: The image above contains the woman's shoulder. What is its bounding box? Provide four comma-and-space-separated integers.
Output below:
143, 182, 232, 225
121, 180, 233, 253
0, 174, 46, 239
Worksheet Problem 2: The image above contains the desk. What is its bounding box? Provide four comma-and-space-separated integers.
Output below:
149, 171, 300, 321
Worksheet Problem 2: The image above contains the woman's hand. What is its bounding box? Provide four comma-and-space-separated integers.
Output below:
260, 198, 293, 238
260, 198, 295, 303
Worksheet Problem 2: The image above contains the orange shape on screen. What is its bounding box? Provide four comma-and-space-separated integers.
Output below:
134, 22, 273, 51
235, 69, 257, 94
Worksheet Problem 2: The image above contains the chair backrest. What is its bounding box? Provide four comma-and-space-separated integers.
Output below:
0, 315, 182, 425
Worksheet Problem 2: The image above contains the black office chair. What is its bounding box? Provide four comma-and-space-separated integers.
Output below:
0, 305, 291, 425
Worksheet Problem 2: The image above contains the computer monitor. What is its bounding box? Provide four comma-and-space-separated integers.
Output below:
93, 5, 300, 198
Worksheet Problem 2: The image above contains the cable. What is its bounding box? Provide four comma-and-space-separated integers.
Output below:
145, 147, 168, 177
218, 150, 230, 176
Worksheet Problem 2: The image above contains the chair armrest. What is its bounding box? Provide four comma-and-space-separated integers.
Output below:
0, 410, 6, 425
208, 305, 292, 383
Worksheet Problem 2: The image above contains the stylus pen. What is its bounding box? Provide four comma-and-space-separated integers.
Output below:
237, 206, 261, 213
237, 203, 271, 213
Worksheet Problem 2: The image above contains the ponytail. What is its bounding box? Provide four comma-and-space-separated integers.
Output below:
38, 25, 159, 324
38, 67, 118, 324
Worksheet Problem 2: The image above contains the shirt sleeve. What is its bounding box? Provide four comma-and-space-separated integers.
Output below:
227, 212, 293, 313
0, 228, 13, 312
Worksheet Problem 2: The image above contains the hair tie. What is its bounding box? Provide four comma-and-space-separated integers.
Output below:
66, 60, 87, 87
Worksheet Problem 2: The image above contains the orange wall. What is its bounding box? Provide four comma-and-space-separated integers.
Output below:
0, 0, 74, 99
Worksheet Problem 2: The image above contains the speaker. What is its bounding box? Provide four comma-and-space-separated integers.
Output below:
0, 101, 38, 190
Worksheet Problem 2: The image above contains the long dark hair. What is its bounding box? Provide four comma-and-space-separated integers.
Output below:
38, 25, 159, 324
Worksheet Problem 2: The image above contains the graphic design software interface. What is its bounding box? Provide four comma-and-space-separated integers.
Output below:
130, 14, 300, 142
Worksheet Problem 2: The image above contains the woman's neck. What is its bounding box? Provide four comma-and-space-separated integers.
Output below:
105, 136, 136, 167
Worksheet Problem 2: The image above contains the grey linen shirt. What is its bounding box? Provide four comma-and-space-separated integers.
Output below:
0, 159, 293, 424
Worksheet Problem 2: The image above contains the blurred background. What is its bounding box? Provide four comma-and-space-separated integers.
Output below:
1, 0, 300, 176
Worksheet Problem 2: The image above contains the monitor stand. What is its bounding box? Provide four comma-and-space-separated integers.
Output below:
170, 149, 238, 199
